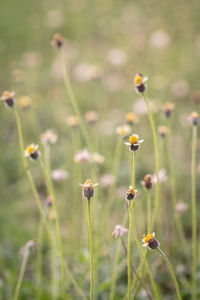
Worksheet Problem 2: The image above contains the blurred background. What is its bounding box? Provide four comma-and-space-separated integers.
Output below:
0, 0, 200, 299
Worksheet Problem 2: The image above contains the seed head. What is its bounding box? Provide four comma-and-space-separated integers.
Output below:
142, 174, 153, 190
126, 186, 136, 201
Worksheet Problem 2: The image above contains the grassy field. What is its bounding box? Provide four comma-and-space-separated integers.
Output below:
0, 0, 200, 299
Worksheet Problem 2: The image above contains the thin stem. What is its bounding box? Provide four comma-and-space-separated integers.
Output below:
88, 198, 94, 300
191, 125, 197, 300
60, 49, 93, 151
36, 220, 43, 300
146, 190, 151, 233
157, 248, 182, 300
131, 218, 159, 300
142, 94, 160, 230
127, 151, 136, 300
167, 124, 187, 251
13, 250, 30, 300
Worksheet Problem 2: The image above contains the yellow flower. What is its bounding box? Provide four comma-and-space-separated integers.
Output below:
142, 232, 160, 250
24, 144, 40, 159
143, 233, 155, 244
129, 135, 139, 144
134, 74, 143, 85
125, 112, 139, 124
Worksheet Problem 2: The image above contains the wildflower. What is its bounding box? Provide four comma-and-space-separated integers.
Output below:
91, 152, 105, 165
18, 96, 32, 110
0, 91, 16, 108
46, 196, 53, 207
100, 174, 115, 188
107, 48, 127, 66
116, 125, 131, 139
66, 115, 79, 127
73, 64, 101, 82
51, 33, 65, 48
141, 174, 153, 190
158, 126, 168, 138
125, 112, 139, 125
84, 111, 99, 124
74, 149, 91, 163
41, 130, 58, 145
112, 225, 128, 238
125, 134, 144, 152
24, 144, 40, 160
79, 179, 98, 200
133, 73, 148, 94
51, 169, 68, 181
175, 202, 188, 214
142, 232, 160, 250
126, 186, 136, 201
163, 102, 175, 118
20, 240, 35, 256
188, 111, 199, 126
152, 168, 168, 184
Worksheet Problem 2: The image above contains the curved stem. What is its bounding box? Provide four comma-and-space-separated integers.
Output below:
131, 218, 159, 300
191, 125, 197, 300
60, 49, 93, 151
88, 198, 94, 300
142, 94, 160, 230
13, 250, 30, 300
157, 248, 182, 300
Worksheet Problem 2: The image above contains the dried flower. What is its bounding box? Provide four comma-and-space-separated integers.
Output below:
125, 134, 144, 152
91, 152, 105, 165
125, 112, 139, 125
116, 125, 131, 139
0, 91, 16, 108
84, 111, 99, 124
142, 232, 160, 250
175, 202, 188, 214
158, 126, 168, 138
51, 33, 65, 48
18, 96, 32, 110
133, 73, 148, 94
126, 186, 136, 201
24, 144, 40, 160
51, 169, 68, 181
141, 174, 153, 190
163, 102, 175, 118
74, 149, 91, 163
112, 225, 128, 238
66, 115, 79, 127
188, 111, 199, 126
41, 130, 58, 145
79, 179, 98, 200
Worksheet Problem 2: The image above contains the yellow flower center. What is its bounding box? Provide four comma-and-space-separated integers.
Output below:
134, 74, 143, 85
84, 179, 93, 186
129, 135, 138, 144
126, 112, 136, 122
27, 145, 36, 154
143, 233, 154, 243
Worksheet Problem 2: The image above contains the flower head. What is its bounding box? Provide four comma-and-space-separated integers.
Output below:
74, 149, 91, 163
91, 152, 105, 165
126, 186, 136, 201
51, 169, 68, 181
51, 33, 65, 48
141, 174, 153, 190
133, 73, 148, 94
125, 134, 144, 152
79, 179, 98, 199
175, 202, 188, 214
163, 102, 175, 118
112, 225, 128, 238
84, 111, 99, 124
116, 125, 131, 139
18, 96, 32, 110
142, 232, 160, 250
41, 130, 58, 145
188, 111, 199, 126
158, 126, 168, 138
24, 144, 40, 160
0, 91, 16, 107
125, 112, 139, 125
66, 115, 79, 127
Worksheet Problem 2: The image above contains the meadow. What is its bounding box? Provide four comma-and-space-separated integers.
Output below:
0, 0, 200, 299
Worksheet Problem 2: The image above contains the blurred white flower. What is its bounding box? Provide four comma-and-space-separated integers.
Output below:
149, 30, 170, 49
100, 174, 115, 188
176, 202, 188, 214
73, 63, 100, 82
107, 48, 127, 66
91, 152, 105, 165
41, 130, 58, 145
112, 225, 128, 238
74, 149, 91, 163
51, 169, 68, 181
152, 168, 168, 184
46, 10, 63, 28
171, 80, 190, 99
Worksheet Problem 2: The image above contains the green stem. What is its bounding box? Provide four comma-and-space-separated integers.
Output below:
13, 249, 30, 300
36, 220, 43, 300
191, 125, 197, 300
157, 248, 182, 300
131, 218, 159, 300
60, 49, 93, 151
146, 190, 151, 233
167, 124, 187, 252
142, 94, 160, 230
88, 198, 94, 300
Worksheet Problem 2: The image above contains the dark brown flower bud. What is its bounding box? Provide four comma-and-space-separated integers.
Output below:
79, 179, 98, 200
163, 102, 175, 118
143, 174, 153, 189
126, 186, 136, 201
51, 33, 65, 49
189, 111, 199, 126
0, 91, 16, 108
